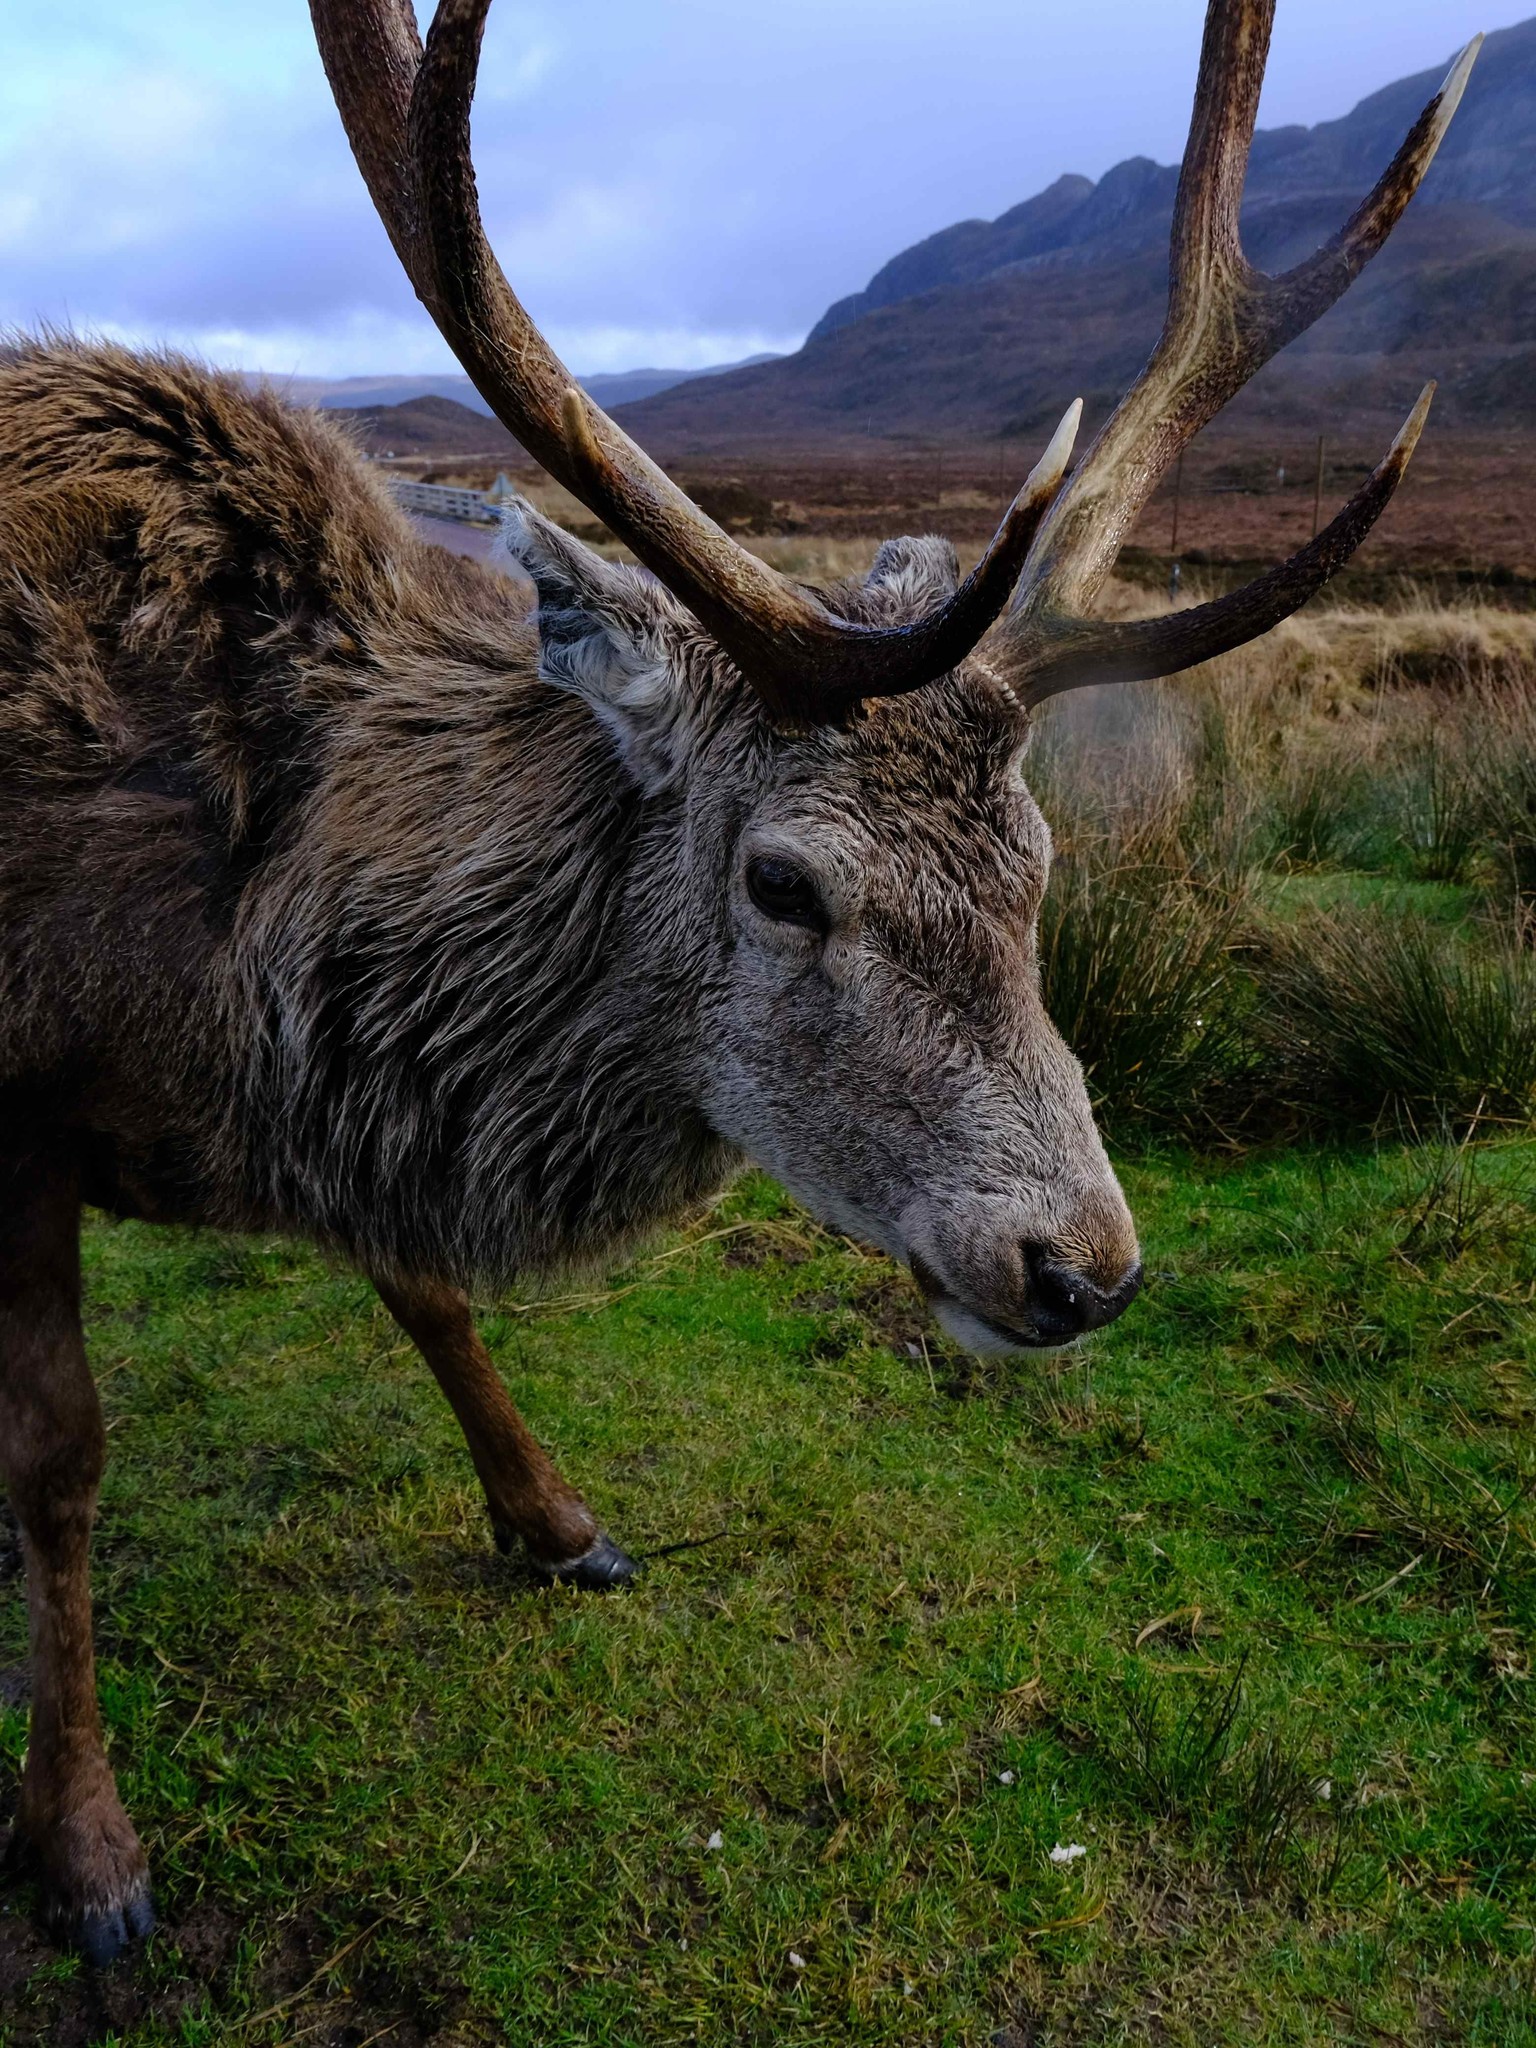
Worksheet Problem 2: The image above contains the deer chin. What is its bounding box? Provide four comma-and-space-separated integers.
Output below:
903, 1248, 1069, 1356
925, 1293, 1080, 1357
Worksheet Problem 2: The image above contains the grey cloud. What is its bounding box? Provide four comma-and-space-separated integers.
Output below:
0, 0, 1520, 371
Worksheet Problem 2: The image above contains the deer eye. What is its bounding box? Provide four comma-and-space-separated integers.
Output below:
745, 854, 824, 930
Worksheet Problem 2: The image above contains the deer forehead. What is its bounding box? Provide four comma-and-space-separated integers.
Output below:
740, 728, 1049, 935
768, 676, 1037, 831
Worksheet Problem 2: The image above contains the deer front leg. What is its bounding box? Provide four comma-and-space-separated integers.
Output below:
0, 1144, 153, 1966
373, 1275, 637, 1589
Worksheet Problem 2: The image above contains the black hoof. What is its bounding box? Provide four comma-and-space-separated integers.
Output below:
538, 1533, 640, 1591
63, 1887, 155, 1968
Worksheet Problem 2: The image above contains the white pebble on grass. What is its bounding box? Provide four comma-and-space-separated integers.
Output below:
928, 1713, 943, 1727
789, 1952, 807, 1970
1049, 1841, 1088, 1864
998, 1770, 1016, 1785
705, 1829, 723, 1851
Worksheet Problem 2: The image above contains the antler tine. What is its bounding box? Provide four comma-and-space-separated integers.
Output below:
999, 0, 1478, 699
1166, 0, 1269, 326
311, 0, 1081, 726
1016, 383, 1433, 707
1263, 33, 1482, 348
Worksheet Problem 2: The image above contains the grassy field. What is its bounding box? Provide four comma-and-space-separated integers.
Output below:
1, 1143, 1533, 2046
4, 599, 1536, 2045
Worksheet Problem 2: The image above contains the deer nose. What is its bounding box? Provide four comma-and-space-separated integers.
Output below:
1022, 1243, 1143, 1341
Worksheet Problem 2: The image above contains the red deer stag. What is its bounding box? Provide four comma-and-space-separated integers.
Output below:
0, 0, 1475, 1965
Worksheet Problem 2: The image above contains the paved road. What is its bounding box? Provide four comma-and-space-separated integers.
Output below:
409, 512, 516, 571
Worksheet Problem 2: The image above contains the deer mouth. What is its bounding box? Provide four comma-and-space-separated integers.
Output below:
929, 1296, 1079, 1355
907, 1251, 1063, 1354
909, 1250, 1142, 1355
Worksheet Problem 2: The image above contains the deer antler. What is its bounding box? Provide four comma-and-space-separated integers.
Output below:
313, 0, 1477, 723
995, 0, 1481, 705
310, 0, 1080, 725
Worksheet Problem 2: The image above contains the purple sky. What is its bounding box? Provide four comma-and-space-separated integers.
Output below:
0, 1, 1518, 376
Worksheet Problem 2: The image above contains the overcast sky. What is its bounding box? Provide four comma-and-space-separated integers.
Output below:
0, 1, 1520, 377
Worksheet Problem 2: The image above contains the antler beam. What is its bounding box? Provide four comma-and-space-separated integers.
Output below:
312, 0, 1079, 725
313, 0, 1478, 722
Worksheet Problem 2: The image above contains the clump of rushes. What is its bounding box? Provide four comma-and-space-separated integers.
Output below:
1256, 910, 1536, 1130
1474, 687, 1536, 917
1109, 1660, 1248, 1817
1031, 684, 1255, 1131
1261, 742, 1375, 873
1029, 614, 1536, 1137
1099, 1664, 1361, 1901
1394, 725, 1484, 885
1039, 847, 1250, 1130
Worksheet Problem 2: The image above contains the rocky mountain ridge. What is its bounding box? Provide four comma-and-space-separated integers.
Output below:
618, 17, 1536, 450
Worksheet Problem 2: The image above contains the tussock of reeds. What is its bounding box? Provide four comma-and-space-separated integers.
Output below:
1029, 586, 1536, 1136
1256, 913, 1536, 1129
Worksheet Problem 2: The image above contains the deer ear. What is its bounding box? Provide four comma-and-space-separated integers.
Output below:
500, 501, 695, 791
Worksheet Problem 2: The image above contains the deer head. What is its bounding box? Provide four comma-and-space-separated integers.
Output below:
310, 0, 1475, 1348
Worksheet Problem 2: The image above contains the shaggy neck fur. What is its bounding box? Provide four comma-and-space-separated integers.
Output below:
0, 341, 739, 1284
226, 632, 743, 1285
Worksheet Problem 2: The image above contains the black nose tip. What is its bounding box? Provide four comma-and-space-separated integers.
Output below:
1022, 1244, 1143, 1340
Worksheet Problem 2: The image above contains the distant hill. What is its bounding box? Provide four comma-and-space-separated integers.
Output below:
1458, 344, 1536, 423
619, 17, 1536, 451
250, 355, 781, 421
334, 394, 522, 458
809, 175, 1098, 342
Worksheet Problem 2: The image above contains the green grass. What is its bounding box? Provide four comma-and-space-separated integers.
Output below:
1255, 913, 1536, 1130
1257, 874, 1485, 927
3, 1143, 1534, 2045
